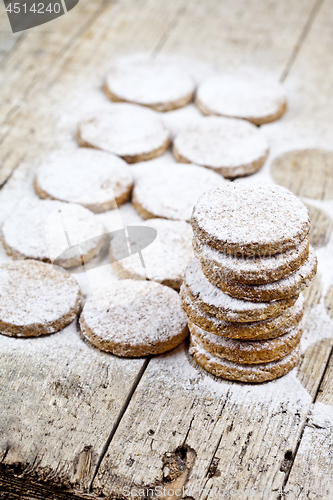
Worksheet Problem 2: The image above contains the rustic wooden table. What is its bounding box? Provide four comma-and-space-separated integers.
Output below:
1, 0, 333, 498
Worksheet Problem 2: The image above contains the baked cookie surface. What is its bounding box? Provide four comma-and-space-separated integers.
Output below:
184, 259, 298, 322
110, 219, 194, 290
173, 116, 269, 178
190, 320, 303, 364
190, 336, 301, 383
80, 280, 188, 357
181, 288, 304, 340
2, 200, 105, 268
132, 162, 224, 222
35, 148, 133, 213
78, 103, 170, 163
104, 60, 195, 111
194, 236, 309, 285
195, 74, 287, 125
204, 246, 317, 302
192, 182, 310, 256
0, 260, 81, 337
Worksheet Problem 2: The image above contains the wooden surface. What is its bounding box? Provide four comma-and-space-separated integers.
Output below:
1, 0, 333, 499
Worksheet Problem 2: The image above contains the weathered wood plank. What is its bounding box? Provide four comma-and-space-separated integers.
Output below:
0, 322, 147, 494
0, 0, 186, 186
0, 0, 186, 495
92, 1, 333, 499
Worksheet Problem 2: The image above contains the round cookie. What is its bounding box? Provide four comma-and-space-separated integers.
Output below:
104, 60, 195, 112
0, 260, 81, 337
190, 320, 303, 364
35, 149, 133, 213
78, 103, 170, 163
192, 182, 310, 256
181, 288, 304, 340
110, 219, 194, 290
79, 280, 188, 357
193, 236, 309, 285
190, 336, 301, 383
132, 161, 224, 222
173, 116, 269, 178
195, 74, 287, 125
204, 246, 317, 302
184, 259, 299, 322
2, 200, 105, 268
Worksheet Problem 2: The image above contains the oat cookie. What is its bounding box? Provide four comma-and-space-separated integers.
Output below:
195, 74, 287, 125
110, 219, 194, 290
104, 60, 195, 112
2, 200, 105, 268
190, 336, 301, 382
194, 236, 309, 285
80, 280, 188, 357
35, 149, 133, 213
132, 161, 224, 222
192, 182, 310, 256
173, 117, 269, 178
184, 259, 298, 322
181, 288, 304, 340
205, 246, 317, 302
190, 320, 303, 364
78, 103, 170, 163
0, 260, 81, 337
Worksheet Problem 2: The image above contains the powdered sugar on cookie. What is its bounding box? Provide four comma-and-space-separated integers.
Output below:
173, 116, 269, 178
132, 161, 225, 222
78, 103, 170, 162
35, 148, 133, 213
192, 182, 310, 256
196, 74, 287, 125
0, 260, 81, 337
105, 60, 195, 111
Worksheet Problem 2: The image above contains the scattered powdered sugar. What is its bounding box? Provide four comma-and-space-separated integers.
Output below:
173, 116, 269, 177
0, 260, 81, 335
105, 59, 195, 110
132, 159, 225, 222
78, 102, 170, 158
35, 148, 133, 212
192, 181, 310, 255
309, 401, 333, 429
110, 218, 194, 289
301, 302, 333, 352
196, 73, 287, 123
1, 199, 105, 267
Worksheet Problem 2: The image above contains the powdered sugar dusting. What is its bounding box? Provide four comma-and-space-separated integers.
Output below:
105, 59, 195, 110
184, 258, 297, 322
132, 160, 226, 222
196, 73, 287, 123
2, 199, 105, 267
173, 116, 269, 177
192, 181, 310, 255
0, 260, 81, 335
110, 218, 194, 289
78, 102, 170, 158
80, 280, 188, 350
35, 148, 133, 212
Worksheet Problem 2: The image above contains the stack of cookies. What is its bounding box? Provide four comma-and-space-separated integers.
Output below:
180, 182, 317, 383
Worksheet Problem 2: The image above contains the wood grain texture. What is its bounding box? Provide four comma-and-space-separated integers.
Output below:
271, 149, 333, 201
92, 1, 333, 497
0, 323, 146, 493
1, 0, 333, 497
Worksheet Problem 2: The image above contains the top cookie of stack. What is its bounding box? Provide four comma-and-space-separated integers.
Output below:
181, 181, 317, 382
